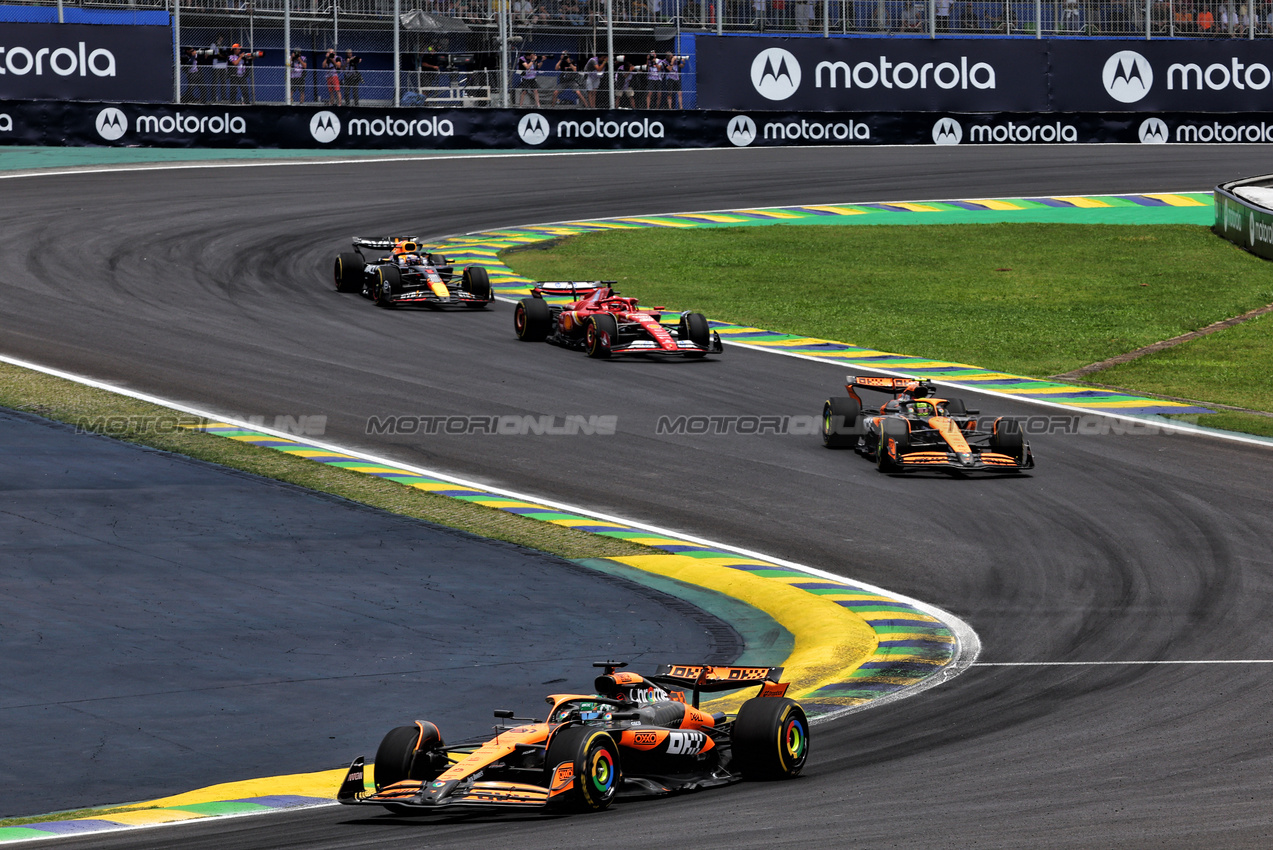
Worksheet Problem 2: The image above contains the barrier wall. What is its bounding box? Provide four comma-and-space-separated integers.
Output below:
1215, 176, 1273, 260
1, 99, 1271, 148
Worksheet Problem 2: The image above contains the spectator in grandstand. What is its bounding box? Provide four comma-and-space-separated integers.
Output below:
901, 1, 924, 29
1195, 3, 1216, 30
1173, 0, 1195, 32
209, 36, 229, 103
935, 0, 952, 30
290, 51, 307, 103
513, 0, 532, 22
342, 50, 362, 105
184, 47, 206, 104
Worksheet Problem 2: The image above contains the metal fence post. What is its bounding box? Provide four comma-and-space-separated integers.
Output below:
929, 0, 935, 36
284, 0, 291, 104
1035, 0, 1041, 35
393, 0, 400, 107
607, 0, 616, 107
173, 0, 181, 102
1145, 0, 1150, 36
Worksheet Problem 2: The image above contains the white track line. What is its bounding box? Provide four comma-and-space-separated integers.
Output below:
975, 660, 1273, 666
0, 351, 980, 724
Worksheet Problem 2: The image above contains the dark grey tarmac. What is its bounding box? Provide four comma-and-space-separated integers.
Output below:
3, 146, 1273, 847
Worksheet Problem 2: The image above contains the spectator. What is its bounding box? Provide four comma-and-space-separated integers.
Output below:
290, 51, 307, 103
935, 0, 951, 29
184, 47, 206, 104
555, 51, 580, 105
512, 0, 532, 22
1174, 0, 1195, 31
420, 48, 440, 99
583, 53, 603, 107
901, 1, 924, 29
322, 49, 341, 105
1196, 3, 1215, 30
643, 50, 662, 108
516, 53, 542, 106
343, 49, 362, 105
227, 44, 251, 104
663, 53, 683, 109
614, 55, 636, 108
209, 36, 228, 103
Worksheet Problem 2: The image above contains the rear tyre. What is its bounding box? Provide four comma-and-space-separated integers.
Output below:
545, 727, 621, 812
334, 252, 363, 293
461, 266, 492, 308
586, 313, 617, 359
373, 722, 444, 791
429, 254, 453, 282
991, 417, 1025, 459
515, 297, 552, 341
821, 397, 862, 448
877, 418, 909, 472
731, 697, 809, 780
943, 397, 967, 416
375, 266, 401, 309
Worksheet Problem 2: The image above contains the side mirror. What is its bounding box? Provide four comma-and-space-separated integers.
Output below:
493, 709, 514, 719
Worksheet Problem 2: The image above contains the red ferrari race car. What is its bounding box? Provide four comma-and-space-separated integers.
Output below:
333, 236, 493, 309
513, 282, 722, 358
821, 375, 1034, 473
336, 661, 807, 814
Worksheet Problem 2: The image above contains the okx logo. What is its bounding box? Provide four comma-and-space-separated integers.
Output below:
727, 115, 757, 146
751, 48, 800, 101
309, 111, 341, 143
1138, 117, 1169, 144
932, 117, 962, 145
96, 106, 127, 141
518, 112, 550, 145
1103, 50, 1153, 104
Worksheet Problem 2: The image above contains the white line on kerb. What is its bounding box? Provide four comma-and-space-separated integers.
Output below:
975, 660, 1273, 666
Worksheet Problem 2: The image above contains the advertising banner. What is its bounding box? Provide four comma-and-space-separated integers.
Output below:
0, 22, 170, 102
1, 99, 1272, 149
1215, 179, 1273, 261
698, 35, 1273, 114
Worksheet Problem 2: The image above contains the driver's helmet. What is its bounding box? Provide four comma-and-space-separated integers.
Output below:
551, 701, 605, 723
607, 301, 625, 313
910, 401, 934, 418
402, 254, 424, 265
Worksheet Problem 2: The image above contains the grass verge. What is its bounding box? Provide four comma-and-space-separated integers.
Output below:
504, 223, 1273, 432
0, 361, 652, 560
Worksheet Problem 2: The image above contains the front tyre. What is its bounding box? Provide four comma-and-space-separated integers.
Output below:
334, 252, 363, 293
373, 722, 445, 790
375, 266, 401, 309
461, 265, 492, 307
731, 697, 809, 780
877, 418, 909, 472
679, 311, 711, 357
586, 313, 617, 359
545, 727, 621, 811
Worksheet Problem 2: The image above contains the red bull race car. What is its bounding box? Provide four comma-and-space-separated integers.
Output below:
822, 375, 1034, 473
513, 282, 722, 358
336, 661, 807, 814
333, 236, 493, 309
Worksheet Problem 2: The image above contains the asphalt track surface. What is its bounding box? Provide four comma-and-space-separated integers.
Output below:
0, 406, 741, 817
4, 145, 1273, 847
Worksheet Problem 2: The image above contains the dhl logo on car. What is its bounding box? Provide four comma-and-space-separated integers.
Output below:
619, 729, 711, 755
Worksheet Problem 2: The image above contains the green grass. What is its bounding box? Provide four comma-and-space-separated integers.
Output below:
504, 223, 1273, 433
505, 223, 1273, 378
0, 805, 157, 828
0, 363, 652, 560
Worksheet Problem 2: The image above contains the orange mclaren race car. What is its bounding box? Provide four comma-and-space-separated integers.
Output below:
336, 662, 807, 814
513, 282, 722, 358
821, 375, 1034, 473
332, 236, 493, 309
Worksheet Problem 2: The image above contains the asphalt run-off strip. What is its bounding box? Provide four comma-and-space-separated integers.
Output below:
0, 352, 977, 844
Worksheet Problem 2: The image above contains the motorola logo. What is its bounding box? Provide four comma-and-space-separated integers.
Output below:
751, 48, 801, 101
518, 112, 550, 145
727, 115, 757, 146
1138, 117, 1169, 144
1103, 50, 1153, 103
309, 111, 341, 143
932, 117, 963, 145
95, 107, 127, 141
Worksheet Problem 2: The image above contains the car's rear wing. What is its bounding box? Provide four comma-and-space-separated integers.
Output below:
649, 664, 788, 707
529, 280, 619, 300
846, 375, 935, 395
352, 236, 423, 251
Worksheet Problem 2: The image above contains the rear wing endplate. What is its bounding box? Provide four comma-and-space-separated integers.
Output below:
530, 280, 618, 299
